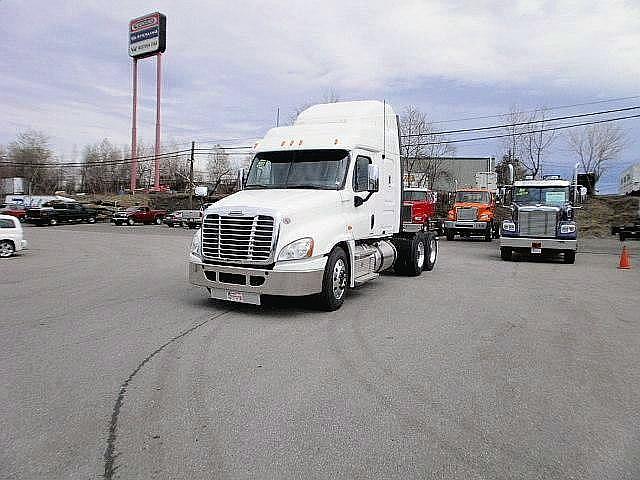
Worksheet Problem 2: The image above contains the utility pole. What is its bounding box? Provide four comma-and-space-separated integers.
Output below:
189, 141, 195, 209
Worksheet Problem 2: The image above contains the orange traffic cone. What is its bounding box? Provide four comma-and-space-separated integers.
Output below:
618, 246, 631, 270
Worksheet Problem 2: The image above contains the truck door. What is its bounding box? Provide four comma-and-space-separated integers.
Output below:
347, 154, 375, 238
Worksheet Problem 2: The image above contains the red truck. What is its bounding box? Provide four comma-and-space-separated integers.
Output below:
0, 203, 27, 222
401, 188, 439, 231
111, 206, 167, 226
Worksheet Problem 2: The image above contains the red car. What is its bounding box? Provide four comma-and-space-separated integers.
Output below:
0, 203, 27, 222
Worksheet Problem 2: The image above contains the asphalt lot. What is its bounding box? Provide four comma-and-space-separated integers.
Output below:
1, 223, 639, 479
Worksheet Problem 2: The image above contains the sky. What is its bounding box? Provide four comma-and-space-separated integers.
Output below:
1, 0, 639, 192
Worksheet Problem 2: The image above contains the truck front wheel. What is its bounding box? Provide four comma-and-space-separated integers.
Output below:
500, 247, 512, 261
127, 218, 135, 226
484, 224, 493, 242
564, 250, 576, 264
155, 217, 163, 225
316, 247, 348, 311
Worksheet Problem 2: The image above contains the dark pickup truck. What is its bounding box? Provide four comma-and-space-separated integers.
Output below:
25, 201, 98, 226
112, 206, 167, 226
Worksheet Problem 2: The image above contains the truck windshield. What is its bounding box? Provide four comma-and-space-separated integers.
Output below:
513, 187, 569, 205
245, 149, 350, 190
455, 191, 490, 203
403, 191, 427, 202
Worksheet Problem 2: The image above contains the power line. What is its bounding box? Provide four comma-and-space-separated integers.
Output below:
401, 105, 640, 138
410, 113, 640, 146
427, 94, 640, 125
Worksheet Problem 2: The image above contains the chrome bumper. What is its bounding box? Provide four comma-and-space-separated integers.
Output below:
188, 255, 327, 302
500, 237, 577, 251
444, 220, 489, 230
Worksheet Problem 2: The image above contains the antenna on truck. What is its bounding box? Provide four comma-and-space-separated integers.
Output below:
382, 100, 386, 159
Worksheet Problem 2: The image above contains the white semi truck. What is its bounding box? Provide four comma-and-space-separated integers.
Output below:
188, 101, 438, 310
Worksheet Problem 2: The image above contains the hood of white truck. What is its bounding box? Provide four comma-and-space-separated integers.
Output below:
208, 189, 339, 220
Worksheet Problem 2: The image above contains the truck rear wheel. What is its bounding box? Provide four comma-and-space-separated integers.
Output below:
87, 216, 96, 224
564, 250, 576, 264
423, 232, 438, 271
316, 247, 348, 311
394, 233, 425, 277
500, 247, 512, 261
49, 218, 58, 226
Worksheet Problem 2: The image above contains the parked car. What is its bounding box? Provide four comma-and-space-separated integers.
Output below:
0, 214, 28, 258
164, 210, 203, 228
0, 203, 27, 222
25, 201, 98, 226
111, 206, 167, 226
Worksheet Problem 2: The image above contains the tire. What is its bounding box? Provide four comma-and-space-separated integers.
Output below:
49, 218, 58, 226
445, 229, 455, 241
0, 240, 15, 258
564, 250, 576, 264
423, 232, 438, 271
500, 247, 512, 261
87, 216, 96, 224
155, 217, 163, 225
619, 232, 626, 242
127, 218, 135, 226
484, 224, 493, 242
394, 233, 425, 277
114, 221, 122, 226
316, 247, 348, 311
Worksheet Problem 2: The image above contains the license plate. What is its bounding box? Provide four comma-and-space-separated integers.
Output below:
226, 290, 244, 302
531, 242, 542, 254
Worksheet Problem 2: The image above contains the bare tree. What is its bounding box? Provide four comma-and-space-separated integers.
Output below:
6, 130, 59, 193
81, 139, 122, 194
399, 106, 455, 189
567, 123, 626, 190
501, 106, 556, 179
206, 145, 231, 194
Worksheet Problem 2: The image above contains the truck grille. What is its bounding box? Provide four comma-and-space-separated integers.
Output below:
401, 204, 412, 222
202, 214, 275, 264
518, 210, 556, 237
457, 207, 477, 221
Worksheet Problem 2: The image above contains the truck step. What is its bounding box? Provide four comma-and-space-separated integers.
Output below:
354, 272, 379, 286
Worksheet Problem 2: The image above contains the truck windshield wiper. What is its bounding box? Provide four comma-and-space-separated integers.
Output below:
285, 184, 331, 190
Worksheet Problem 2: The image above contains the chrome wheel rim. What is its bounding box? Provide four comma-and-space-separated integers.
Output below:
0, 242, 13, 257
429, 239, 437, 264
332, 258, 347, 300
417, 241, 425, 268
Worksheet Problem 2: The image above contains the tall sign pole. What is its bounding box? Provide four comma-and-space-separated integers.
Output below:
128, 12, 166, 192
130, 58, 138, 192
154, 52, 162, 189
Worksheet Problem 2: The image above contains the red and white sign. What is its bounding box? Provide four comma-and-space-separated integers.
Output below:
129, 12, 166, 58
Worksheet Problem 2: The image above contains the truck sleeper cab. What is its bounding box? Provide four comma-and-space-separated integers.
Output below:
188, 101, 438, 310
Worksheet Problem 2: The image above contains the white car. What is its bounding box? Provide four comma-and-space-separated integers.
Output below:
0, 214, 28, 258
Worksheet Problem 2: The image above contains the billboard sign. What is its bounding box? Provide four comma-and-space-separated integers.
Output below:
129, 12, 166, 58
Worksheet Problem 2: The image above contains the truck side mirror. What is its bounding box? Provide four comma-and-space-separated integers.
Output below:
367, 164, 379, 192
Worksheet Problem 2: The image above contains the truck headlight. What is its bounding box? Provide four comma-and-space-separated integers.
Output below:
560, 223, 576, 234
278, 237, 314, 261
502, 220, 516, 232
190, 229, 202, 257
